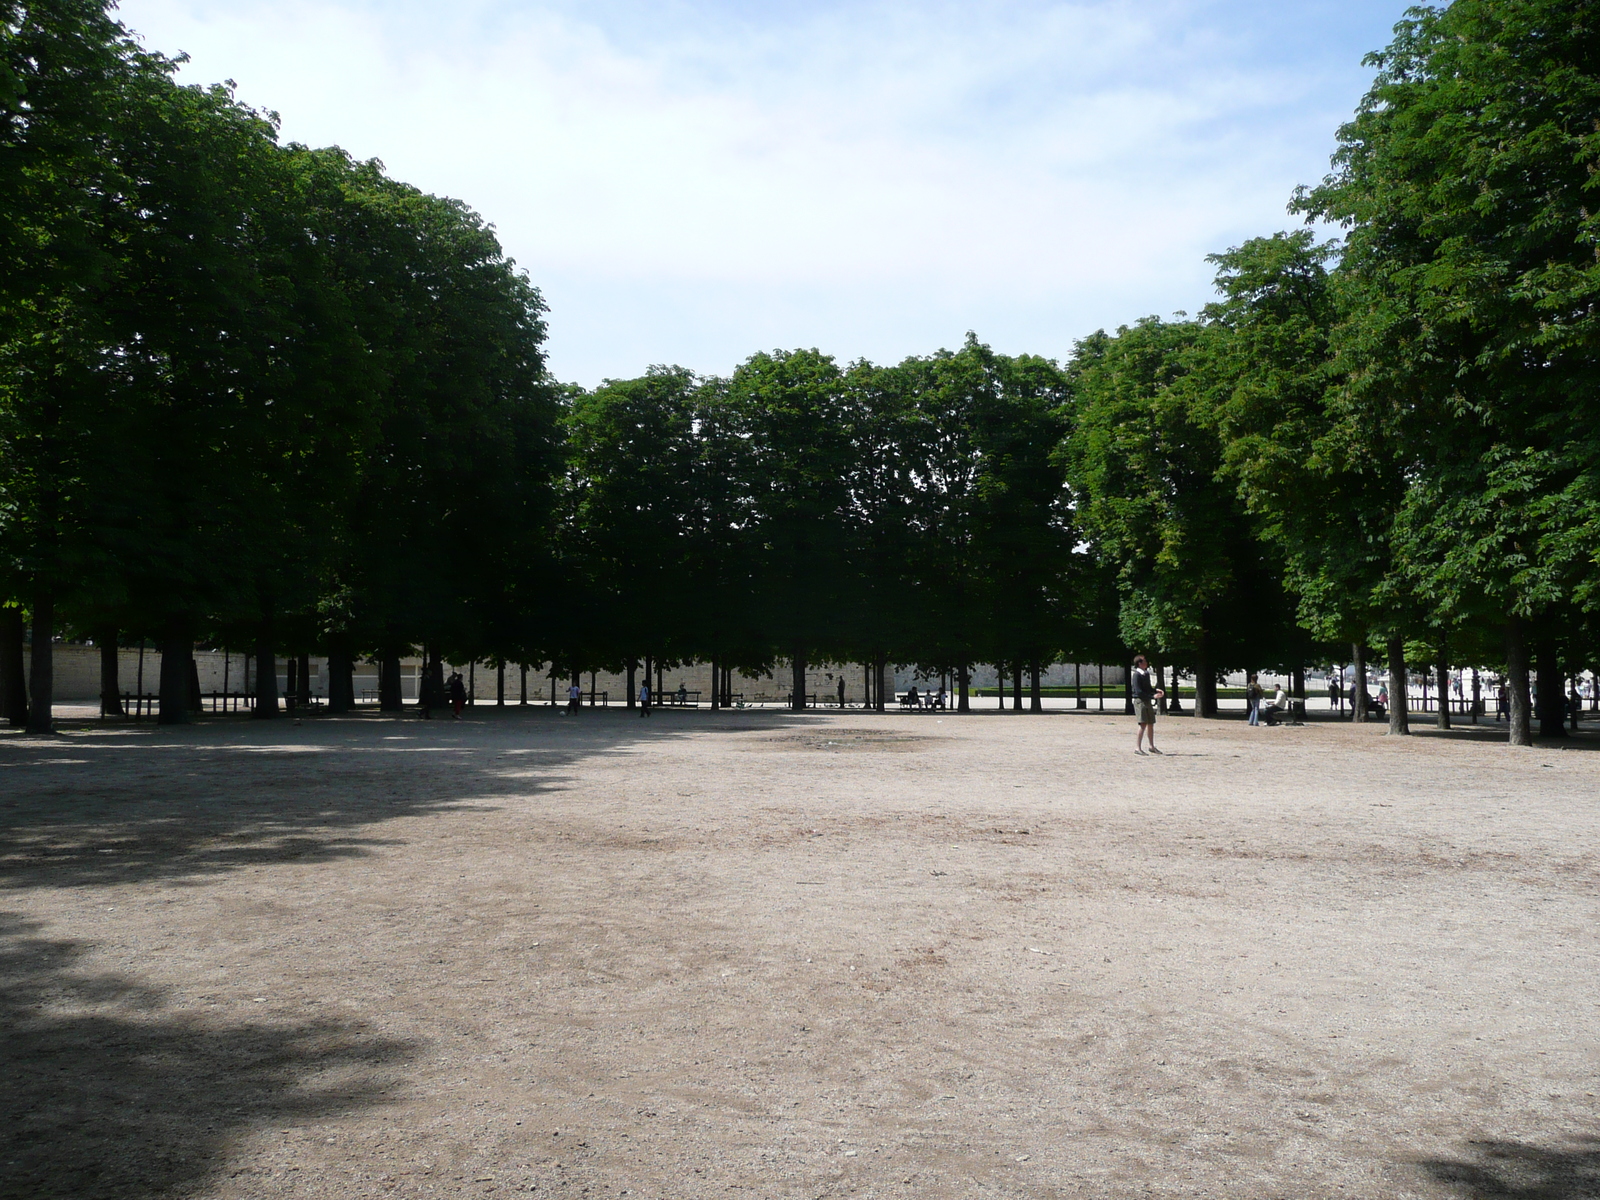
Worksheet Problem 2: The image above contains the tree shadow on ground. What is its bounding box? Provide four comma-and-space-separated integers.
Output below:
0, 911, 416, 1199
0, 707, 815, 892
1421, 1138, 1600, 1198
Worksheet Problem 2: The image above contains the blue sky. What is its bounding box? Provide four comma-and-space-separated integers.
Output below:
115, 0, 1410, 386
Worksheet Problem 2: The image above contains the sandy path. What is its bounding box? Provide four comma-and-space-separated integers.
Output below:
2, 707, 1597, 1199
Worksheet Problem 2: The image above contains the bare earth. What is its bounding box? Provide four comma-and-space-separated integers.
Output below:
3, 707, 1598, 1200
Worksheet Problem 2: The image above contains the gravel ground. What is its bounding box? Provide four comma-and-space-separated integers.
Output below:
2, 706, 1597, 1200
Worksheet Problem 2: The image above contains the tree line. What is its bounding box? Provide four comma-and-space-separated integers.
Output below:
2, 0, 1596, 745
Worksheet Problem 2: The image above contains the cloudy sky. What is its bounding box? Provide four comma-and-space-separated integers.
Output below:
115, 0, 1407, 386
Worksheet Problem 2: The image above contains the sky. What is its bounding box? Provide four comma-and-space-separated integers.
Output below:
114, 0, 1410, 386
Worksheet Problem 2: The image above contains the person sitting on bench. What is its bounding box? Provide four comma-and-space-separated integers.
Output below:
1262, 683, 1289, 726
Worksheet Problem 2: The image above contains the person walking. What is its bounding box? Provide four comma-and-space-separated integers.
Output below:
1131, 655, 1164, 755
567, 680, 582, 714
1245, 674, 1264, 725
639, 679, 651, 717
448, 671, 466, 719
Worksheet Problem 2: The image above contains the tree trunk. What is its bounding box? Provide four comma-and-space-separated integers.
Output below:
1435, 642, 1450, 730
1536, 639, 1565, 739
285, 657, 299, 712
1155, 663, 1168, 713
1195, 630, 1217, 718
1291, 664, 1305, 722
1, 606, 28, 728
876, 653, 888, 713
791, 651, 807, 712
26, 589, 53, 734
189, 656, 203, 713
1029, 658, 1042, 712
626, 658, 637, 709
379, 648, 403, 712
497, 662, 505, 707
1385, 637, 1409, 735
254, 628, 279, 719
425, 644, 445, 714
957, 664, 970, 713
1351, 641, 1368, 723
327, 642, 354, 714
157, 620, 192, 726
1507, 618, 1532, 746
709, 657, 720, 710
296, 653, 310, 710
100, 632, 124, 717
1124, 666, 1134, 716
520, 663, 528, 705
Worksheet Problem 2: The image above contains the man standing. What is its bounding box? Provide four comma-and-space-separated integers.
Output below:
1132, 655, 1164, 755
568, 680, 582, 714
639, 679, 651, 717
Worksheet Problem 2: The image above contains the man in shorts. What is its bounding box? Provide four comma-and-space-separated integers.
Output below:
1132, 655, 1164, 755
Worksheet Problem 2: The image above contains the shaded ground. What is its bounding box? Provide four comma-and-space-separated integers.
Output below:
2, 706, 1597, 1199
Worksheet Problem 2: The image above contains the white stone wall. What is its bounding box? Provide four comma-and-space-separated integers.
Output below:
30, 644, 1128, 707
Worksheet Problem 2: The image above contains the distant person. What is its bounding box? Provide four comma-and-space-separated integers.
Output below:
448, 671, 466, 719
1245, 674, 1264, 726
936, 686, 947, 710
1328, 678, 1341, 712
906, 685, 920, 709
837, 677, 846, 708
568, 680, 582, 713
676, 682, 688, 706
1262, 683, 1288, 726
639, 680, 651, 717
1496, 682, 1508, 722
418, 669, 434, 720
1131, 655, 1163, 755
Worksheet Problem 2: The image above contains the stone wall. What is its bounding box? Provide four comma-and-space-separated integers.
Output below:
30, 643, 1127, 707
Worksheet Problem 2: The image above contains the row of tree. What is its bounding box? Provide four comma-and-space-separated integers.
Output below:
0, 0, 562, 733
3, 0, 1596, 745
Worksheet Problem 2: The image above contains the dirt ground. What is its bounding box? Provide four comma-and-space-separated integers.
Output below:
3, 705, 1598, 1200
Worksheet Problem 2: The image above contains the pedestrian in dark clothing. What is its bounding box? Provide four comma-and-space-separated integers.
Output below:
1131, 655, 1164, 755
639, 681, 651, 716
448, 671, 466, 719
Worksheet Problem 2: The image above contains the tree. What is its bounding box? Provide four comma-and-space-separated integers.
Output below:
1294, 0, 1600, 745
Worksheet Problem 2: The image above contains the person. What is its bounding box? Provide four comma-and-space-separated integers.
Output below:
1131, 655, 1163, 754
837, 676, 846, 708
936, 686, 947, 710
1496, 682, 1508, 721
906, 684, 920, 709
676, 682, 688, 706
639, 679, 651, 717
1262, 682, 1288, 726
1328, 677, 1342, 712
1245, 674, 1264, 725
1377, 684, 1389, 709
418, 667, 434, 719
448, 671, 466, 719
567, 680, 582, 713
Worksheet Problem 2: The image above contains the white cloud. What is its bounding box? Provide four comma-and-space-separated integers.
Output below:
114, 0, 1403, 383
